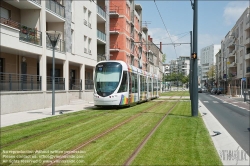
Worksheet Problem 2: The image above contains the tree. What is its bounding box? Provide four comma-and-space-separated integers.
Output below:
207, 65, 216, 87
162, 54, 166, 63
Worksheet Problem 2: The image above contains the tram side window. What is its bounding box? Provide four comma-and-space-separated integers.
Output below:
140, 75, 143, 92
131, 73, 138, 93
144, 76, 147, 92
149, 78, 152, 92
118, 71, 128, 93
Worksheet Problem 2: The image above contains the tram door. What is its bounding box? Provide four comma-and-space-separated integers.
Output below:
128, 72, 132, 105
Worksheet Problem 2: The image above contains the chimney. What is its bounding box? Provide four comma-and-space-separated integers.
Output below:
160, 42, 162, 51
150, 37, 153, 42
148, 35, 151, 41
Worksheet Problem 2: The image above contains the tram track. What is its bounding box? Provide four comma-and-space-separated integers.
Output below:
45, 101, 165, 166
123, 96, 182, 166
0, 110, 118, 148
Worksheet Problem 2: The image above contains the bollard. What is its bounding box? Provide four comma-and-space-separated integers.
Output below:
244, 92, 246, 102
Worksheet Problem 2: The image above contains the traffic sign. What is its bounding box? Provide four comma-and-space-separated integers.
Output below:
242, 77, 246, 81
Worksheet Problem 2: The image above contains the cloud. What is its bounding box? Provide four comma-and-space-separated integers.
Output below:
148, 28, 223, 63
223, 1, 249, 25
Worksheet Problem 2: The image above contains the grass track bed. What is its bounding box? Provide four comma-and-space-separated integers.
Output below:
160, 91, 189, 96
56, 102, 172, 165
1, 102, 156, 165
132, 102, 222, 165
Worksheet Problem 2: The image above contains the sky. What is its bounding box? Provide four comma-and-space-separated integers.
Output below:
136, 0, 250, 63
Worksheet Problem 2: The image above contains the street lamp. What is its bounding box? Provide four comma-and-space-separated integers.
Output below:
46, 31, 61, 115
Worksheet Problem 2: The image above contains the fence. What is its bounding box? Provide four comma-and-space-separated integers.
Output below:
46, 0, 65, 18
47, 77, 65, 90
85, 79, 94, 90
0, 72, 41, 91
69, 79, 82, 90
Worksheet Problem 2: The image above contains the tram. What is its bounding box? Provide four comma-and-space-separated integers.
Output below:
93, 60, 159, 107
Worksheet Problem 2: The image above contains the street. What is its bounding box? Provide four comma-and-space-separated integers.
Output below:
199, 93, 250, 156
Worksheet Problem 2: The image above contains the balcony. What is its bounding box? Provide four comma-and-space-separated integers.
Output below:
0, 72, 41, 91
110, 43, 120, 52
246, 67, 250, 74
97, 5, 106, 22
97, 30, 106, 44
88, 22, 92, 29
110, 26, 120, 34
4, 0, 41, 9
46, 36, 65, 53
47, 76, 65, 90
69, 79, 82, 90
228, 50, 235, 57
46, 0, 65, 21
228, 62, 237, 68
245, 36, 250, 45
88, 49, 92, 55
1, 17, 42, 46
110, 5, 119, 17
245, 52, 250, 60
85, 79, 94, 90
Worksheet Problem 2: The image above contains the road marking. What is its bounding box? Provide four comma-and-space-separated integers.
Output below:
223, 101, 228, 103
213, 101, 219, 103
232, 102, 238, 103
203, 101, 209, 103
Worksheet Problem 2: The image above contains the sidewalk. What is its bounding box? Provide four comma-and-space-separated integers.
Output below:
1, 101, 95, 127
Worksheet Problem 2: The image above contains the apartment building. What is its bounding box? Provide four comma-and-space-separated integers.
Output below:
169, 56, 190, 76
0, 0, 108, 114
200, 44, 221, 85
220, 7, 250, 95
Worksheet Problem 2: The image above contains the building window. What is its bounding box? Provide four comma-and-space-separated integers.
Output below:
71, 29, 74, 54
84, 36, 87, 53
88, 38, 92, 55
88, 11, 92, 28
0, 7, 10, 19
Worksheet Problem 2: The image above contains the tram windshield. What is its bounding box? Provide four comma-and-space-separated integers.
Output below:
95, 62, 122, 97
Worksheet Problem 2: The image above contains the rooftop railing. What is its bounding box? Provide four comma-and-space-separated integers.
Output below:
0, 72, 41, 91
46, 0, 65, 18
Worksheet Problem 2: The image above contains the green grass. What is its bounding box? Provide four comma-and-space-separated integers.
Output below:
56, 101, 172, 165
132, 101, 222, 166
160, 91, 190, 96
0, 102, 155, 165
1, 100, 222, 166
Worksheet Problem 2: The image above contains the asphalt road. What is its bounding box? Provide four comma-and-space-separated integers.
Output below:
199, 93, 250, 156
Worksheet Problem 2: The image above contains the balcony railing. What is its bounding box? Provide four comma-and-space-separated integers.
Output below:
84, 48, 87, 53
46, 36, 65, 52
85, 79, 94, 90
110, 5, 119, 16
47, 76, 65, 90
110, 43, 119, 50
97, 5, 106, 19
0, 72, 41, 91
46, 0, 65, 18
88, 49, 92, 55
247, 67, 250, 73
30, 0, 41, 5
97, 30, 106, 41
69, 79, 82, 90
20, 27, 42, 46
1, 17, 42, 46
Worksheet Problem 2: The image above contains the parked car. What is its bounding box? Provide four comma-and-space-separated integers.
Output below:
202, 88, 208, 92
216, 88, 224, 95
198, 88, 202, 93
211, 88, 218, 94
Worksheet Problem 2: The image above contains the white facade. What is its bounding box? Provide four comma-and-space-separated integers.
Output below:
0, 0, 108, 114
200, 44, 221, 84
220, 7, 250, 90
